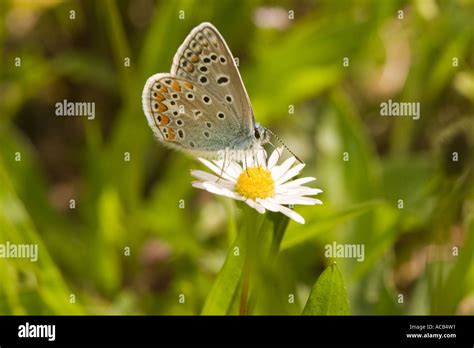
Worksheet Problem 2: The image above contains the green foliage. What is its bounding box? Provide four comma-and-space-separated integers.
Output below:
303, 263, 350, 315
201, 231, 245, 315
281, 200, 382, 250
0, 159, 84, 314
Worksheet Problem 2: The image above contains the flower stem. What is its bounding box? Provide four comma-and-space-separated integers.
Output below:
238, 204, 262, 315
239, 255, 250, 315
237, 206, 287, 314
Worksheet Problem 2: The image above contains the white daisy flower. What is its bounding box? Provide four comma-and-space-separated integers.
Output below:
191, 148, 323, 224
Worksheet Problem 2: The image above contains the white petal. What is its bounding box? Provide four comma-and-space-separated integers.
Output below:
192, 181, 236, 196
271, 157, 296, 181
271, 195, 322, 205
280, 177, 316, 188
226, 162, 243, 177
191, 171, 235, 191
192, 180, 220, 193
249, 154, 258, 168
212, 159, 224, 167
259, 199, 305, 224
245, 199, 266, 214
198, 158, 236, 181
267, 148, 283, 170
241, 153, 249, 169
276, 187, 323, 196
275, 163, 305, 185
201, 182, 245, 201
190, 170, 220, 183
215, 159, 243, 179
277, 205, 305, 224
256, 148, 267, 168
191, 181, 207, 190
257, 199, 282, 212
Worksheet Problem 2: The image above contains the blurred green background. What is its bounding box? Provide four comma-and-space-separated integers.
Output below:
0, 0, 473, 315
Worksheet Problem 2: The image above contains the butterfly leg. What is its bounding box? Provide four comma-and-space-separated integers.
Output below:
215, 149, 228, 183
243, 153, 249, 176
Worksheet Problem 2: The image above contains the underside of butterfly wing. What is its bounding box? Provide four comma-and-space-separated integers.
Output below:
142, 73, 256, 156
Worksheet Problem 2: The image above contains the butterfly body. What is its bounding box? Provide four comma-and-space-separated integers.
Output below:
142, 22, 269, 158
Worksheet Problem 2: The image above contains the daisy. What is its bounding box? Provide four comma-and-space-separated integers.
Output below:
190, 148, 323, 224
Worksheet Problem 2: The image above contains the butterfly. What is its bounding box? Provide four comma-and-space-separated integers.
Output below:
142, 22, 270, 159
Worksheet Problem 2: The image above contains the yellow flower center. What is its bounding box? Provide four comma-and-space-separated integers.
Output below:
235, 166, 275, 200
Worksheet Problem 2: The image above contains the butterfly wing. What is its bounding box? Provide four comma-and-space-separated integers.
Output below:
142, 73, 253, 156
170, 22, 255, 133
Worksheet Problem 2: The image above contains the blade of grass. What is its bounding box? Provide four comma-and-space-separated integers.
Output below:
101, 0, 133, 98
201, 228, 246, 315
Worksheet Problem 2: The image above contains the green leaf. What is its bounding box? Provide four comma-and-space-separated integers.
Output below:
303, 263, 350, 315
201, 231, 245, 315
202, 204, 274, 315
281, 200, 382, 250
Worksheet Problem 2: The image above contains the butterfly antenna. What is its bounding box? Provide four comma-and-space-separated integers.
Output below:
266, 128, 304, 164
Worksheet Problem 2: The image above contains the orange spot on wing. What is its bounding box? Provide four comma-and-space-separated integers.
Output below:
158, 103, 168, 113
156, 93, 165, 102
171, 81, 181, 92
159, 115, 170, 125
191, 54, 199, 63
184, 82, 194, 90
160, 86, 168, 93
167, 128, 176, 141
187, 64, 194, 73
